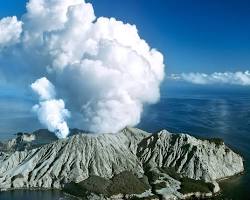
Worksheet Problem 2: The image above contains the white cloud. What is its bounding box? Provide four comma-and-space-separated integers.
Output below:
169, 71, 250, 86
0, 16, 22, 48
0, 0, 165, 134
31, 77, 70, 138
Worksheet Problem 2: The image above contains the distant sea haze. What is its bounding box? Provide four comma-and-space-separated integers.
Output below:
169, 71, 250, 86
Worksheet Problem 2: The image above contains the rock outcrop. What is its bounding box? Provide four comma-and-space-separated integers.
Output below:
0, 127, 244, 199
138, 130, 243, 181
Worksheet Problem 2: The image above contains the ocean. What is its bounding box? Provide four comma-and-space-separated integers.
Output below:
0, 86, 249, 200
138, 87, 250, 200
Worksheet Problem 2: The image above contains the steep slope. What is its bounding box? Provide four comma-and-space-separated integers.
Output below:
0, 128, 147, 189
0, 128, 244, 200
137, 130, 244, 181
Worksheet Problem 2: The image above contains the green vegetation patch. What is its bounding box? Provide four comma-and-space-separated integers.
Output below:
108, 171, 150, 195
63, 182, 89, 198
79, 175, 111, 195
145, 169, 162, 183
160, 167, 181, 181
63, 175, 111, 197
63, 171, 150, 198
178, 177, 214, 194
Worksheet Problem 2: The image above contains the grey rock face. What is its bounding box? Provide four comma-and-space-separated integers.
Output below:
0, 127, 244, 199
0, 128, 146, 190
138, 130, 244, 181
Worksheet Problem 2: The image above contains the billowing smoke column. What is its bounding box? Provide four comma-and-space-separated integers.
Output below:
31, 77, 70, 138
0, 0, 165, 136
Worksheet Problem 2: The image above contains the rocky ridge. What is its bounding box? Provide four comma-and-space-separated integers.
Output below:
0, 127, 244, 199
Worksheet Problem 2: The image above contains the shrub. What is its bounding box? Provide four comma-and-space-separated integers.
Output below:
108, 171, 150, 195
178, 177, 214, 194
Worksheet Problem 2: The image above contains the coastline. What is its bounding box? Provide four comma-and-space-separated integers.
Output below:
0, 129, 245, 200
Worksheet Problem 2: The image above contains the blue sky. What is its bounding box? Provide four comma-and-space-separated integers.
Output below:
0, 0, 250, 74
0, 0, 249, 136
91, 0, 250, 74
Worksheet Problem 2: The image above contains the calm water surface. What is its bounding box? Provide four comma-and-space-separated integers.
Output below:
0, 91, 249, 200
139, 92, 250, 200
